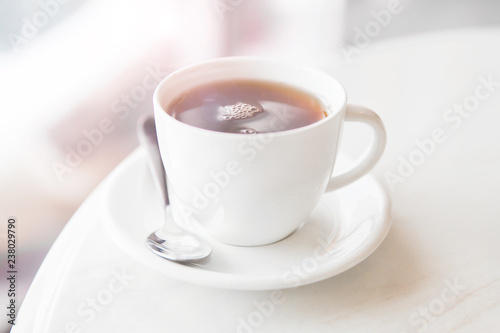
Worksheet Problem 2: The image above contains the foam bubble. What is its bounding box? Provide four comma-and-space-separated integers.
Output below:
220, 102, 263, 120
238, 128, 257, 134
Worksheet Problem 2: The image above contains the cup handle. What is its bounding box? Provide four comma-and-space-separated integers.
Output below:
326, 104, 387, 192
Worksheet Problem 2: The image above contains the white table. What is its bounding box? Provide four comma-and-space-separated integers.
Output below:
13, 28, 500, 332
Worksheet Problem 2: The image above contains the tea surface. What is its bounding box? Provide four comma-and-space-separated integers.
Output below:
169, 80, 326, 133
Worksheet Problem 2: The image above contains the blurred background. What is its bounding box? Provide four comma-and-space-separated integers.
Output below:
1, 0, 500, 330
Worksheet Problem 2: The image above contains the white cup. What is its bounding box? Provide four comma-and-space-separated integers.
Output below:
153, 57, 386, 246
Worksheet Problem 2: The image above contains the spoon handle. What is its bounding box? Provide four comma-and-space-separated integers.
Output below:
137, 115, 169, 206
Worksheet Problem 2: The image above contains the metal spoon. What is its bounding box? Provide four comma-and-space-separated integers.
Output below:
137, 116, 212, 262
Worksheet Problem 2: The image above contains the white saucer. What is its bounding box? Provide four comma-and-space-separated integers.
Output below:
103, 149, 392, 290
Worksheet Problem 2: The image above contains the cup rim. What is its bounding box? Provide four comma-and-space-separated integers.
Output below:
153, 56, 347, 138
